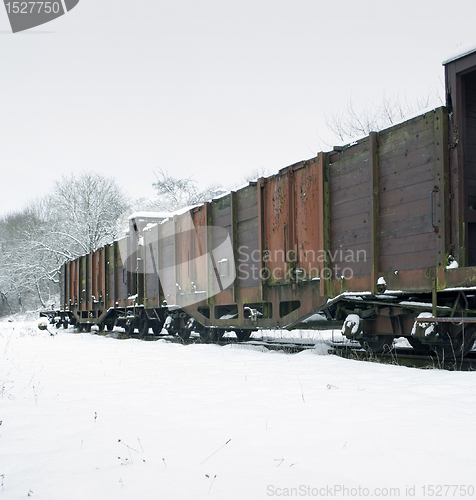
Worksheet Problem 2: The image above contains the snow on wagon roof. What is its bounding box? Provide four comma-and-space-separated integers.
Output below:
128, 211, 171, 220
443, 42, 476, 65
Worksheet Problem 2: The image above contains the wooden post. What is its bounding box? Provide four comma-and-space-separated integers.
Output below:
369, 131, 380, 294
433, 107, 449, 291
257, 177, 266, 301
317, 152, 330, 297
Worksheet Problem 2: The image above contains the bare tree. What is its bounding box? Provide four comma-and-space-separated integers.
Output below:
150, 169, 226, 211
326, 89, 444, 143
49, 172, 130, 255
0, 202, 56, 311
0, 172, 130, 314
241, 166, 269, 184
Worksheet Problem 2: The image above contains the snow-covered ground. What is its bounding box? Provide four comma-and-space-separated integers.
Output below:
1, 317, 476, 500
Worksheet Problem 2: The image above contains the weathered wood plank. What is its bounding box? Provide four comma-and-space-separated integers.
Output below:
330, 208, 370, 231
330, 227, 372, 248
328, 140, 369, 166
330, 179, 372, 203
379, 178, 435, 210
237, 204, 258, 223
378, 113, 435, 160
380, 232, 435, 256
380, 215, 433, 239
379, 146, 435, 182
331, 199, 371, 221
380, 250, 435, 272
379, 198, 432, 225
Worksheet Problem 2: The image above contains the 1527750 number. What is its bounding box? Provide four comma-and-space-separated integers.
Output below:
421, 485, 475, 497
5, 2, 61, 14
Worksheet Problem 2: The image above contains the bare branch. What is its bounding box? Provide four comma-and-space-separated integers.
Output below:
326, 88, 444, 144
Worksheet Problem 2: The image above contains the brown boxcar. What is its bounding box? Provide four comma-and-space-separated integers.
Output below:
49, 47, 476, 358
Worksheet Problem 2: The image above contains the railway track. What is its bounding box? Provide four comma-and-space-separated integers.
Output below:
329, 343, 476, 371
87, 328, 476, 371
95, 329, 320, 352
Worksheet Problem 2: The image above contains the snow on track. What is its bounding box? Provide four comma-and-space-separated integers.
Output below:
1, 318, 476, 499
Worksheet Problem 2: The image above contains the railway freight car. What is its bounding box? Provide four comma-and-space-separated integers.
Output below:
44, 47, 476, 359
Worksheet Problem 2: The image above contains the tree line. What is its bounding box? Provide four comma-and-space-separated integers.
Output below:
1, 92, 439, 315
0, 168, 263, 315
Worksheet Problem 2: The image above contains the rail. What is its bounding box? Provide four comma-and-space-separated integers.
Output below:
88, 328, 476, 371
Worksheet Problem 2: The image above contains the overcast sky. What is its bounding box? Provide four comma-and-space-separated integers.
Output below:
1, 0, 475, 217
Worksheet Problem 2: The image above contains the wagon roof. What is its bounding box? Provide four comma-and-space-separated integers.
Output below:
443, 42, 476, 65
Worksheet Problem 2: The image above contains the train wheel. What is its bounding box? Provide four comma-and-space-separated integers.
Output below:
199, 328, 221, 342
235, 330, 252, 341
360, 335, 394, 353
138, 318, 149, 337
97, 323, 105, 332
84, 323, 92, 333
430, 323, 476, 359
407, 337, 431, 354
63, 321, 69, 329
178, 328, 191, 340
151, 321, 164, 335
124, 319, 135, 336
106, 322, 114, 331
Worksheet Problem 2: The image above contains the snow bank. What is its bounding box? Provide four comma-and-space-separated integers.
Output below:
1, 320, 476, 499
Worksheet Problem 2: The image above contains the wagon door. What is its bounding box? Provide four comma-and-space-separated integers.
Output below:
445, 49, 476, 267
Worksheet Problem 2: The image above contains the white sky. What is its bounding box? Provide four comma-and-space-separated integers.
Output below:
1, 0, 476, 217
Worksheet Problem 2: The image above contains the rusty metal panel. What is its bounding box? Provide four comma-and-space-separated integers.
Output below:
92, 249, 99, 307
158, 218, 177, 306
260, 168, 290, 285
96, 259, 102, 311
143, 224, 160, 307
126, 225, 137, 300
235, 184, 259, 289
105, 243, 115, 308
100, 247, 106, 309
190, 205, 209, 303
255, 156, 329, 327
114, 238, 128, 305
91, 247, 106, 311
72, 259, 78, 307
60, 263, 66, 310
65, 261, 72, 308
174, 209, 202, 302
209, 194, 234, 306
79, 255, 86, 311
156, 200, 236, 311
86, 253, 93, 311
260, 174, 281, 284
293, 157, 325, 282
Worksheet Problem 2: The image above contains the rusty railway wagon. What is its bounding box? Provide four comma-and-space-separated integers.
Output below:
46, 48, 476, 358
